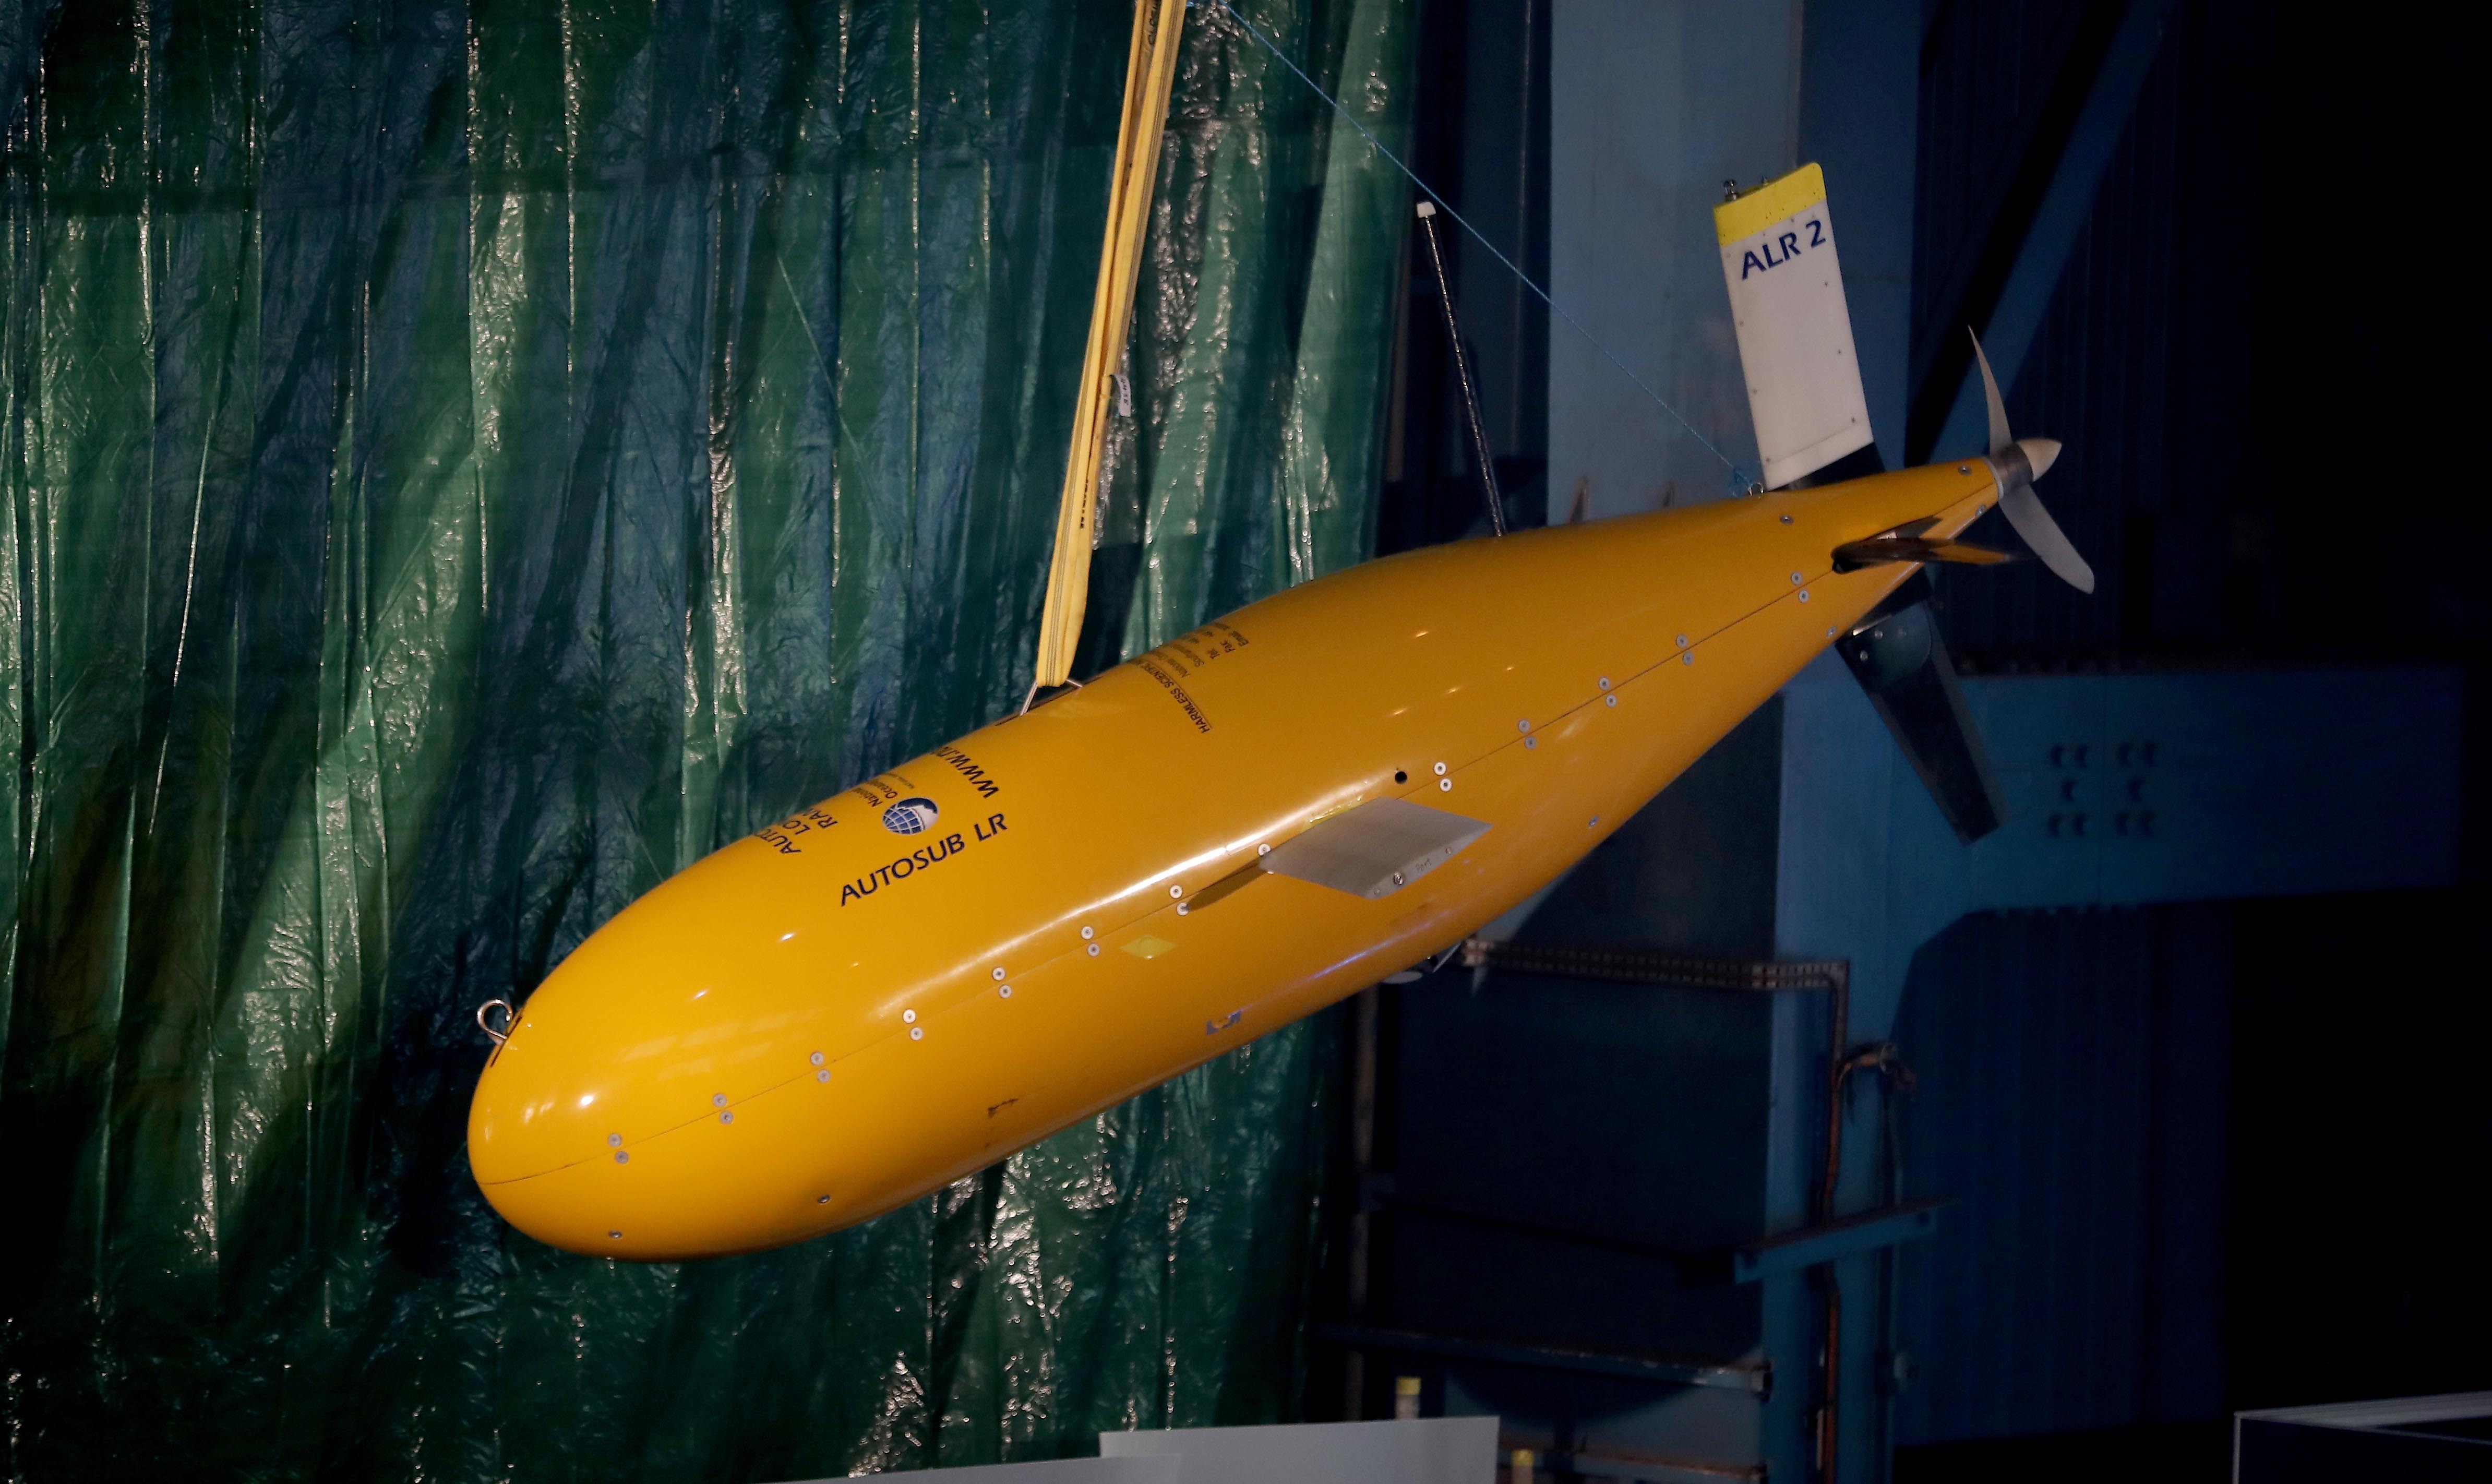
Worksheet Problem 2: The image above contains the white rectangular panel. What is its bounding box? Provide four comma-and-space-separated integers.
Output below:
1102, 1417, 1499, 1484
1716, 163, 1873, 488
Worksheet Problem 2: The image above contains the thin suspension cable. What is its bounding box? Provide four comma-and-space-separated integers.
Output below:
1416, 204, 1506, 535
1211, 0, 1738, 475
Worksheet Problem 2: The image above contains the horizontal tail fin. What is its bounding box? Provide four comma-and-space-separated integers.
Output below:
1832, 535, 2013, 572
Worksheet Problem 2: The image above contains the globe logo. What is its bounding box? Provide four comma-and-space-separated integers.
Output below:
882, 797, 940, 835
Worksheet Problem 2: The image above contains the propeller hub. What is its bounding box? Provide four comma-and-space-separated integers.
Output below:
1980, 436, 2063, 490
1967, 328, 2095, 595
1982, 441, 2037, 491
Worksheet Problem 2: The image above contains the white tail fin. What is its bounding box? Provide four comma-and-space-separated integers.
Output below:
1715, 164, 1873, 488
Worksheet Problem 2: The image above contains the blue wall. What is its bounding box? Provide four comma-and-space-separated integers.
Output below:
1349, 2, 2490, 1479
1892, 906, 2231, 1444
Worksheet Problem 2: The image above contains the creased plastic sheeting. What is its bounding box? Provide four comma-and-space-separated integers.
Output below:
1079, 0, 1410, 671
0, 0, 1415, 1477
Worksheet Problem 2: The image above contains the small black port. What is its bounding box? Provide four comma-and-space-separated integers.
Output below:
1394, 770, 1408, 784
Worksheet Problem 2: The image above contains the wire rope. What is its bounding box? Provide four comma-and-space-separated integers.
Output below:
1209, 0, 1741, 476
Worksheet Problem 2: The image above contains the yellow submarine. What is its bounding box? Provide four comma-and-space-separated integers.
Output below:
466, 7, 2089, 1259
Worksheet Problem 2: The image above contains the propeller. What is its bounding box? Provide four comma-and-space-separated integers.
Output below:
1970, 330, 2093, 594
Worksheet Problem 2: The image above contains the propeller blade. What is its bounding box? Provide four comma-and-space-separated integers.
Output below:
1966, 329, 2091, 593
1970, 329, 2012, 457
1997, 482, 2095, 594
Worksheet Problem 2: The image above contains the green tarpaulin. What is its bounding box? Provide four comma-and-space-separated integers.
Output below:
0, 0, 1413, 1475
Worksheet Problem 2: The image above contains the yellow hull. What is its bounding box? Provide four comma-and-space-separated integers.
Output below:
469, 460, 1996, 1258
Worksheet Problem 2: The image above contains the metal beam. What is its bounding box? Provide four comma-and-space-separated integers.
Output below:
1731, 1198, 1947, 1283
1923, 0, 2178, 462
1459, 938, 1842, 993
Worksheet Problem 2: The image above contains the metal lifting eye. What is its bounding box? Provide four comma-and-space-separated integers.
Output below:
476, 999, 516, 1047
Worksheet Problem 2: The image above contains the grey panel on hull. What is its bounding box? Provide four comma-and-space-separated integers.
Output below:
1102, 1417, 1500, 1484
1263, 796, 1492, 900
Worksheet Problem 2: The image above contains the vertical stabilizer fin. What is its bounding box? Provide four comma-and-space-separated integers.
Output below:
1715, 164, 1874, 488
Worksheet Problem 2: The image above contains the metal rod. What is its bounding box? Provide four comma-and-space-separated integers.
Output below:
1818, 1276, 1843, 1483
1415, 201, 1505, 536
1317, 1323, 1770, 1394
1817, 961, 1850, 1484
1460, 938, 1846, 994
1462, 937, 1871, 1477
1818, 962, 1850, 1222
1342, 985, 1380, 1418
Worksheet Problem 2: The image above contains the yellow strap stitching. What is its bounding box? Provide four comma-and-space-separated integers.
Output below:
1032, 0, 1189, 691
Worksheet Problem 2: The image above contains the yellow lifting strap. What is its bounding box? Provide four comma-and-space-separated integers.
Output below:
1029, 0, 1188, 698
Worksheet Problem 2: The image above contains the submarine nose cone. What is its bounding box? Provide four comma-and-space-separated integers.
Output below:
465, 850, 795, 1191
465, 963, 656, 1256
466, 966, 846, 1258
463, 927, 673, 1193
465, 1006, 600, 1188
464, 1005, 630, 1254
464, 952, 819, 1258
464, 847, 851, 1258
